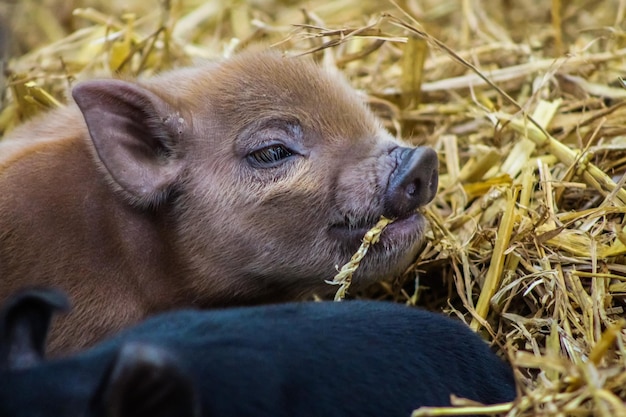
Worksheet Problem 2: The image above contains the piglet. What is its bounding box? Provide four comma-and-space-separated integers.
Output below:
0, 50, 439, 354
0, 289, 515, 417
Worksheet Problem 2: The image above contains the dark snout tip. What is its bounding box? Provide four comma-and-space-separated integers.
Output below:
383, 146, 439, 219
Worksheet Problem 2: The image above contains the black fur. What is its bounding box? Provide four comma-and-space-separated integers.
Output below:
0, 289, 515, 417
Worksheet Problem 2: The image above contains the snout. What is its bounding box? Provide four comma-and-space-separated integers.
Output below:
383, 147, 438, 219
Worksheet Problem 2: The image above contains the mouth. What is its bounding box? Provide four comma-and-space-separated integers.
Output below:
328, 210, 425, 248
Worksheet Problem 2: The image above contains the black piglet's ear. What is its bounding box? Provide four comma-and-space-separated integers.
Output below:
91, 343, 200, 417
0, 288, 70, 370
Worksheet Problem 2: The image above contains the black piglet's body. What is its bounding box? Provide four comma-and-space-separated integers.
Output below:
0, 290, 515, 417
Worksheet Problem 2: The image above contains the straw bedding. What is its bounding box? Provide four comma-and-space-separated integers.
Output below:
2, 1, 625, 415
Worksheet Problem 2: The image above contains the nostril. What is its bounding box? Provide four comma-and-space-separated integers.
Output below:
406, 181, 418, 197
383, 146, 439, 219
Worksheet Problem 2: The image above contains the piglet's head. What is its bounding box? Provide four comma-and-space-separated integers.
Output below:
72, 51, 438, 304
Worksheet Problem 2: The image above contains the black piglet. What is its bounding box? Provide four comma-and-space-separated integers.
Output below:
0, 289, 515, 417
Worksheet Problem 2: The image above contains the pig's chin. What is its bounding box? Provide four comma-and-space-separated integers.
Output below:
328, 211, 426, 283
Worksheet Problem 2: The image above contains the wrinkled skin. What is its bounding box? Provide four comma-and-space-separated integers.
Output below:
0, 51, 438, 354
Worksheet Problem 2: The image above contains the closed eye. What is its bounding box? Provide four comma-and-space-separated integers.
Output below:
248, 145, 294, 167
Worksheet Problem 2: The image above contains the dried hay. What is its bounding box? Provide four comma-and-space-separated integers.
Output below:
3, 0, 626, 416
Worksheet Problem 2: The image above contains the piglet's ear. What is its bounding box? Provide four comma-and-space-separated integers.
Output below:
0, 288, 70, 370
92, 343, 199, 417
72, 80, 186, 208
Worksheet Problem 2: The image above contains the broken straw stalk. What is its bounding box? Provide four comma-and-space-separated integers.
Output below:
327, 215, 393, 301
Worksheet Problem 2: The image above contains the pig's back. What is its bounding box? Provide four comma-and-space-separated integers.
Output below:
99, 300, 516, 416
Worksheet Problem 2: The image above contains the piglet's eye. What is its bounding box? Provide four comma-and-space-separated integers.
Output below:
248, 145, 293, 166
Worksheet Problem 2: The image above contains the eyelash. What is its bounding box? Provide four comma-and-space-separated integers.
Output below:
248, 144, 294, 167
